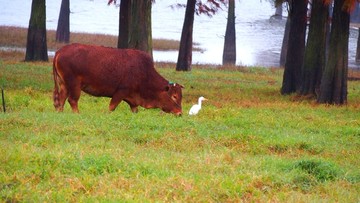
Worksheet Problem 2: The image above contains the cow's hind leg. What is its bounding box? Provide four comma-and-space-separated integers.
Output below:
53, 72, 68, 112
67, 81, 81, 113
56, 84, 68, 112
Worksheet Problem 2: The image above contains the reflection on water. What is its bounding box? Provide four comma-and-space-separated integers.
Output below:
0, 0, 359, 68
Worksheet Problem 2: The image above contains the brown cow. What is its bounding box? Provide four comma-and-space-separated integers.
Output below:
53, 43, 184, 115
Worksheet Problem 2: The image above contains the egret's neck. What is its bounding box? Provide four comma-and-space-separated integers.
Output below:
198, 99, 203, 106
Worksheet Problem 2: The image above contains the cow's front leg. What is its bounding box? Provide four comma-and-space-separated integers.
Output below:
130, 105, 139, 113
109, 92, 125, 111
124, 99, 139, 113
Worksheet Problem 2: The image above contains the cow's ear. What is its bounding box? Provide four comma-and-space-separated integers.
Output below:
165, 84, 171, 91
166, 82, 184, 90
166, 82, 175, 91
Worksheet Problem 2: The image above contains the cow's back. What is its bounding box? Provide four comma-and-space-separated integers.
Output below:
54, 43, 165, 97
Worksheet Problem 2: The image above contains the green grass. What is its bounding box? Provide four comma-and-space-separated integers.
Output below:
0, 59, 359, 202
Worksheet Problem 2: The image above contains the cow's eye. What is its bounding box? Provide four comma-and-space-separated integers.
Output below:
172, 95, 177, 100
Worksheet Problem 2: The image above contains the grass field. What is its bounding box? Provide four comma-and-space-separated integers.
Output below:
0, 51, 360, 201
0, 56, 360, 202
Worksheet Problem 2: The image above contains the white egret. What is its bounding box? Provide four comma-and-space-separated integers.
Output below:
189, 96, 208, 115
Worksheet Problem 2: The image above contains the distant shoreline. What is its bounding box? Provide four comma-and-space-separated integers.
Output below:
2, 25, 360, 70
0, 26, 203, 52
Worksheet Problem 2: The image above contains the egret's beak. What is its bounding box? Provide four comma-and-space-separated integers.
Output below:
203, 98, 208, 101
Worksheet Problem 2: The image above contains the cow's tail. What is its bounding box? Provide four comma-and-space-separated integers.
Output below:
53, 53, 61, 110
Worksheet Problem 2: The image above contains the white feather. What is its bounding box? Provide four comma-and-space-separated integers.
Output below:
189, 96, 207, 115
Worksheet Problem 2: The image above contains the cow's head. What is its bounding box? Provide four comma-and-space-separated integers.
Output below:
161, 82, 184, 115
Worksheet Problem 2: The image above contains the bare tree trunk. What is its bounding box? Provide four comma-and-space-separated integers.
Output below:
274, 3, 283, 19
280, 16, 290, 67
356, 28, 360, 63
25, 0, 48, 61
118, 0, 130, 49
222, 0, 236, 65
353, 3, 360, 63
281, 0, 308, 95
325, 5, 331, 61
300, 0, 329, 96
56, 0, 70, 43
176, 0, 196, 71
350, 2, 360, 23
318, 0, 349, 105
117, 0, 152, 57
129, 0, 152, 57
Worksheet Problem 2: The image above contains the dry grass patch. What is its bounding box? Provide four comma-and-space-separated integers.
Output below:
0, 26, 202, 52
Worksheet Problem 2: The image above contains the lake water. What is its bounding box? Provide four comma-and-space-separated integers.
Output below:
0, 0, 359, 68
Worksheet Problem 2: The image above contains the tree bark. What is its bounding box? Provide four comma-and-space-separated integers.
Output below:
280, 16, 290, 67
274, 3, 283, 19
300, 0, 329, 96
117, 0, 152, 57
356, 28, 360, 63
352, 3, 360, 63
222, 0, 236, 65
56, 0, 70, 43
128, 0, 152, 57
176, 0, 196, 71
25, 0, 48, 61
350, 2, 360, 23
281, 0, 308, 95
318, 0, 349, 105
118, 0, 130, 49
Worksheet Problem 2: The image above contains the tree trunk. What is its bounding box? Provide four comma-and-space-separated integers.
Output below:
318, 0, 349, 105
281, 0, 308, 95
352, 3, 360, 63
56, 0, 70, 43
325, 5, 331, 62
118, 0, 130, 49
274, 3, 283, 19
356, 28, 360, 63
25, 0, 48, 61
300, 0, 329, 96
280, 16, 290, 67
350, 2, 360, 23
117, 0, 152, 57
222, 0, 236, 65
128, 0, 152, 57
176, 0, 196, 71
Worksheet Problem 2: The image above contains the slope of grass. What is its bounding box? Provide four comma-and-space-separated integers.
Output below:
0, 58, 359, 202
